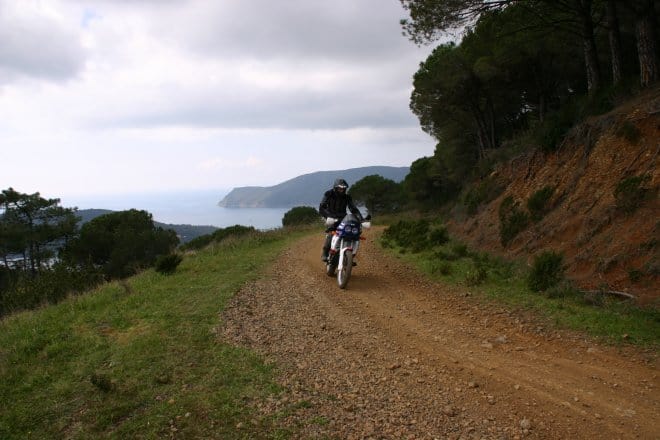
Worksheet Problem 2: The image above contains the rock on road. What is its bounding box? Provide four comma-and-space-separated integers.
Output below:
221, 229, 658, 439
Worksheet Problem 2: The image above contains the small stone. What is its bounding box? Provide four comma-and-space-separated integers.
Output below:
520, 418, 532, 430
468, 381, 479, 388
442, 405, 457, 417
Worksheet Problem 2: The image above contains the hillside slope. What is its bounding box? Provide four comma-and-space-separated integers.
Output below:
448, 89, 659, 305
218, 166, 409, 208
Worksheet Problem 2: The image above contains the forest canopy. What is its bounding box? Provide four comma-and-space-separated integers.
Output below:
400, 0, 658, 207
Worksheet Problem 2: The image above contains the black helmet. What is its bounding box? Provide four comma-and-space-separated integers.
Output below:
333, 178, 348, 191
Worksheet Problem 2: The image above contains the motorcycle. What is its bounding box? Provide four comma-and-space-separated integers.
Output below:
324, 214, 371, 289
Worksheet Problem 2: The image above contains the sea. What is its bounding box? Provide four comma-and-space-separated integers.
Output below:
61, 190, 294, 230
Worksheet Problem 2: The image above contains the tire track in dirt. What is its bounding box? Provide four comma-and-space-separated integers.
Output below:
221, 229, 658, 439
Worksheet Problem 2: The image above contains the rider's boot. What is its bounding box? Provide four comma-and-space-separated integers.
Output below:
321, 234, 331, 261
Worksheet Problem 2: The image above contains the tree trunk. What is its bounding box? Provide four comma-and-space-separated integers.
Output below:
579, 0, 601, 92
634, 1, 659, 87
606, 0, 623, 84
487, 97, 497, 149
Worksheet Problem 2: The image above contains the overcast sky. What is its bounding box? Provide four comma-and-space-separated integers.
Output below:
1, 0, 436, 200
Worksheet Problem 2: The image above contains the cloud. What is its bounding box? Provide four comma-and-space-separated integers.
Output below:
170, 0, 416, 63
198, 155, 265, 171
0, 0, 436, 198
0, 1, 86, 83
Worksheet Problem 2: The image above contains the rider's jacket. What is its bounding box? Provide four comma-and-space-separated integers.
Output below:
319, 189, 364, 223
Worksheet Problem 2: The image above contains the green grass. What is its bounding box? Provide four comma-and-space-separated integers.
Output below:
0, 229, 312, 440
384, 236, 660, 349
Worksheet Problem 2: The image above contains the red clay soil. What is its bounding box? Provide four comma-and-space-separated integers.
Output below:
447, 88, 660, 305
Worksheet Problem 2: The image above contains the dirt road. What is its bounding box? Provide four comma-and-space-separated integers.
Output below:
221, 231, 658, 439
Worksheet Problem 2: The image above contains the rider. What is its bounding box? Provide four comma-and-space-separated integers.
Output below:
319, 178, 365, 261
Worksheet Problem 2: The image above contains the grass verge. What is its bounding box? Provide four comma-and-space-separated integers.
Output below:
0, 228, 313, 440
379, 225, 659, 349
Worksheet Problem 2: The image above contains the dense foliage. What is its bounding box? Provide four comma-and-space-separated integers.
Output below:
63, 209, 179, 279
282, 206, 320, 227
400, 0, 658, 209
181, 225, 256, 251
381, 219, 449, 252
349, 175, 404, 214
0, 189, 182, 316
0, 187, 78, 275
528, 250, 565, 292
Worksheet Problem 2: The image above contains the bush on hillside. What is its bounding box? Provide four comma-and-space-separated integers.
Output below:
528, 250, 564, 292
616, 120, 641, 144
182, 225, 256, 251
63, 209, 179, 280
498, 196, 529, 247
0, 265, 102, 317
282, 206, 320, 227
463, 176, 506, 215
527, 186, 555, 222
534, 102, 579, 153
382, 219, 450, 253
614, 174, 653, 214
155, 253, 183, 274
382, 219, 427, 252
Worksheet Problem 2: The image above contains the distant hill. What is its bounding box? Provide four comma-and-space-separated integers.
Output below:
218, 166, 409, 208
76, 209, 217, 244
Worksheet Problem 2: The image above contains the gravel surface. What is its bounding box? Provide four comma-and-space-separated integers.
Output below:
221, 229, 659, 439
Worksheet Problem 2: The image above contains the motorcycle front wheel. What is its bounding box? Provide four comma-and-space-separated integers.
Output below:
337, 250, 353, 289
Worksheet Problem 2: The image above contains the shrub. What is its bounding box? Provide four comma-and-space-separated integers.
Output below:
463, 177, 506, 215
63, 209, 179, 279
382, 219, 430, 252
155, 253, 183, 274
628, 269, 643, 283
528, 251, 564, 292
428, 226, 449, 247
499, 196, 529, 247
616, 120, 641, 144
545, 279, 579, 299
534, 102, 578, 152
451, 242, 469, 258
282, 206, 320, 227
465, 261, 488, 286
614, 174, 652, 214
431, 261, 452, 275
527, 186, 555, 222
0, 265, 102, 317
433, 249, 458, 261
182, 225, 256, 251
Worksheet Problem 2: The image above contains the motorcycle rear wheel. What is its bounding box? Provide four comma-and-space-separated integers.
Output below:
337, 250, 353, 289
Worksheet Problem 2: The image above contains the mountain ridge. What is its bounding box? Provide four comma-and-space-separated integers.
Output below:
218, 166, 409, 208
